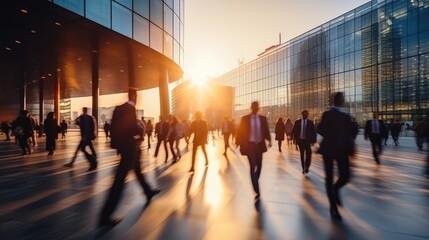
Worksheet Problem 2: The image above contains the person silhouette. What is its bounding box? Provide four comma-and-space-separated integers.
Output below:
98, 88, 161, 228
318, 92, 358, 221
236, 101, 272, 200
188, 111, 209, 172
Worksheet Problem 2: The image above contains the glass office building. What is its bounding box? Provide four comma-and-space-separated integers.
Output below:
214, 0, 429, 127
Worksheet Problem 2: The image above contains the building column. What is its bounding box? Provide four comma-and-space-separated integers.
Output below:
38, 79, 44, 124
21, 72, 27, 110
54, 71, 60, 121
91, 50, 99, 127
159, 69, 170, 117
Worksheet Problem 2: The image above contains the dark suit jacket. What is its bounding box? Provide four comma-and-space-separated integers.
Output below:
291, 118, 317, 144
364, 119, 387, 140
189, 119, 208, 145
318, 107, 357, 158
155, 121, 170, 140
110, 102, 140, 151
236, 114, 271, 155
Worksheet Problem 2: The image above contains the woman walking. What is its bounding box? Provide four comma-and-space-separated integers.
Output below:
44, 112, 58, 155
275, 117, 285, 152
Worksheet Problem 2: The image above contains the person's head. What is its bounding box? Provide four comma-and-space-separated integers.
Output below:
333, 92, 345, 107
286, 117, 291, 123
301, 110, 309, 119
129, 88, 137, 103
82, 107, 88, 114
195, 111, 202, 120
251, 101, 259, 114
19, 110, 29, 116
224, 116, 229, 121
372, 112, 378, 119
277, 117, 283, 123
47, 112, 55, 120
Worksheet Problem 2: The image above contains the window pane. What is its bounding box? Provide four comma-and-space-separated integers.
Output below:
86, 0, 111, 28
419, 31, 429, 54
164, 33, 173, 58
150, 23, 163, 53
165, 0, 173, 8
53, 0, 84, 16
133, 14, 149, 45
164, 4, 173, 35
134, 0, 149, 18
150, 0, 163, 27
115, 0, 131, 9
174, 14, 179, 40
112, 2, 132, 37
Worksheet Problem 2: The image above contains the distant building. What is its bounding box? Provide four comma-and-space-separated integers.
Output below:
214, 0, 429, 127
171, 81, 234, 127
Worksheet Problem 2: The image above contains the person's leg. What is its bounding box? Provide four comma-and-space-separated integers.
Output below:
147, 133, 151, 149
247, 149, 260, 197
168, 140, 176, 162
189, 144, 198, 171
99, 154, 129, 224
370, 138, 379, 162
305, 141, 312, 172
323, 155, 339, 217
333, 156, 350, 206
175, 138, 181, 158
163, 140, 169, 160
278, 140, 282, 152
223, 134, 228, 154
298, 141, 306, 172
133, 148, 153, 196
201, 143, 209, 165
154, 138, 161, 157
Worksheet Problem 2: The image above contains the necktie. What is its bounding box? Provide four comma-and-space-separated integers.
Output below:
301, 119, 306, 139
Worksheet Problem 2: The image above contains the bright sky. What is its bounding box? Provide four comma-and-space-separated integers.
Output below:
73, 0, 370, 118
183, 0, 369, 81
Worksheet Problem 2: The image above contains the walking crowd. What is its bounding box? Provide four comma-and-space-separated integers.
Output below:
1, 91, 429, 226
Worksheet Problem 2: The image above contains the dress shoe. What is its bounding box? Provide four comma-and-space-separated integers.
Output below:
64, 163, 73, 168
47, 151, 54, 156
147, 188, 161, 201
98, 217, 122, 228
329, 207, 342, 221
188, 168, 195, 173
255, 193, 261, 200
305, 168, 309, 174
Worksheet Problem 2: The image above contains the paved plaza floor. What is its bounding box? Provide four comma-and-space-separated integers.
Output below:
0, 130, 428, 240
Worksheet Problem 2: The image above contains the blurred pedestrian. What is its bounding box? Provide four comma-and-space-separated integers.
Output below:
391, 119, 402, 146
291, 110, 317, 174
44, 112, 58, 155
274, 117, 285, 152
98, 88, 160, 228
221, 116, 233, 155
103, 121, 111, 142
318, 92, 358, 221
154, 115, 170, 161
64, 107, 97, 171
145, 119, 153, 149
284, 117, 293, 145
236, 101, 272, 200
60, 119, 68, 140
188, 111, 209, 172
364, 112, 387, 164
12, 110, 33, 155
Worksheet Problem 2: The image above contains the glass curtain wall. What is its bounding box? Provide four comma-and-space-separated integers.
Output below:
215, 0, 429, 128
51, 0, 184, 67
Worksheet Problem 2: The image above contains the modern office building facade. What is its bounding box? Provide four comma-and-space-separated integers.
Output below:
214, 0, 429, 127
1, 0, 184, 123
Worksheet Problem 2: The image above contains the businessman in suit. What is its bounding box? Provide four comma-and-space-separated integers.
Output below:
236, 101, 272, 200
98, 88, 160, 228
291, 110, 317, 175
188, 111, 209, 172
154, 115, 170, 162
318, 92, 358, 221
364, 112, 387, 164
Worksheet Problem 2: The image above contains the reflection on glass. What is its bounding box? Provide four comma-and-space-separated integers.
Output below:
112, 2, 132, 37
